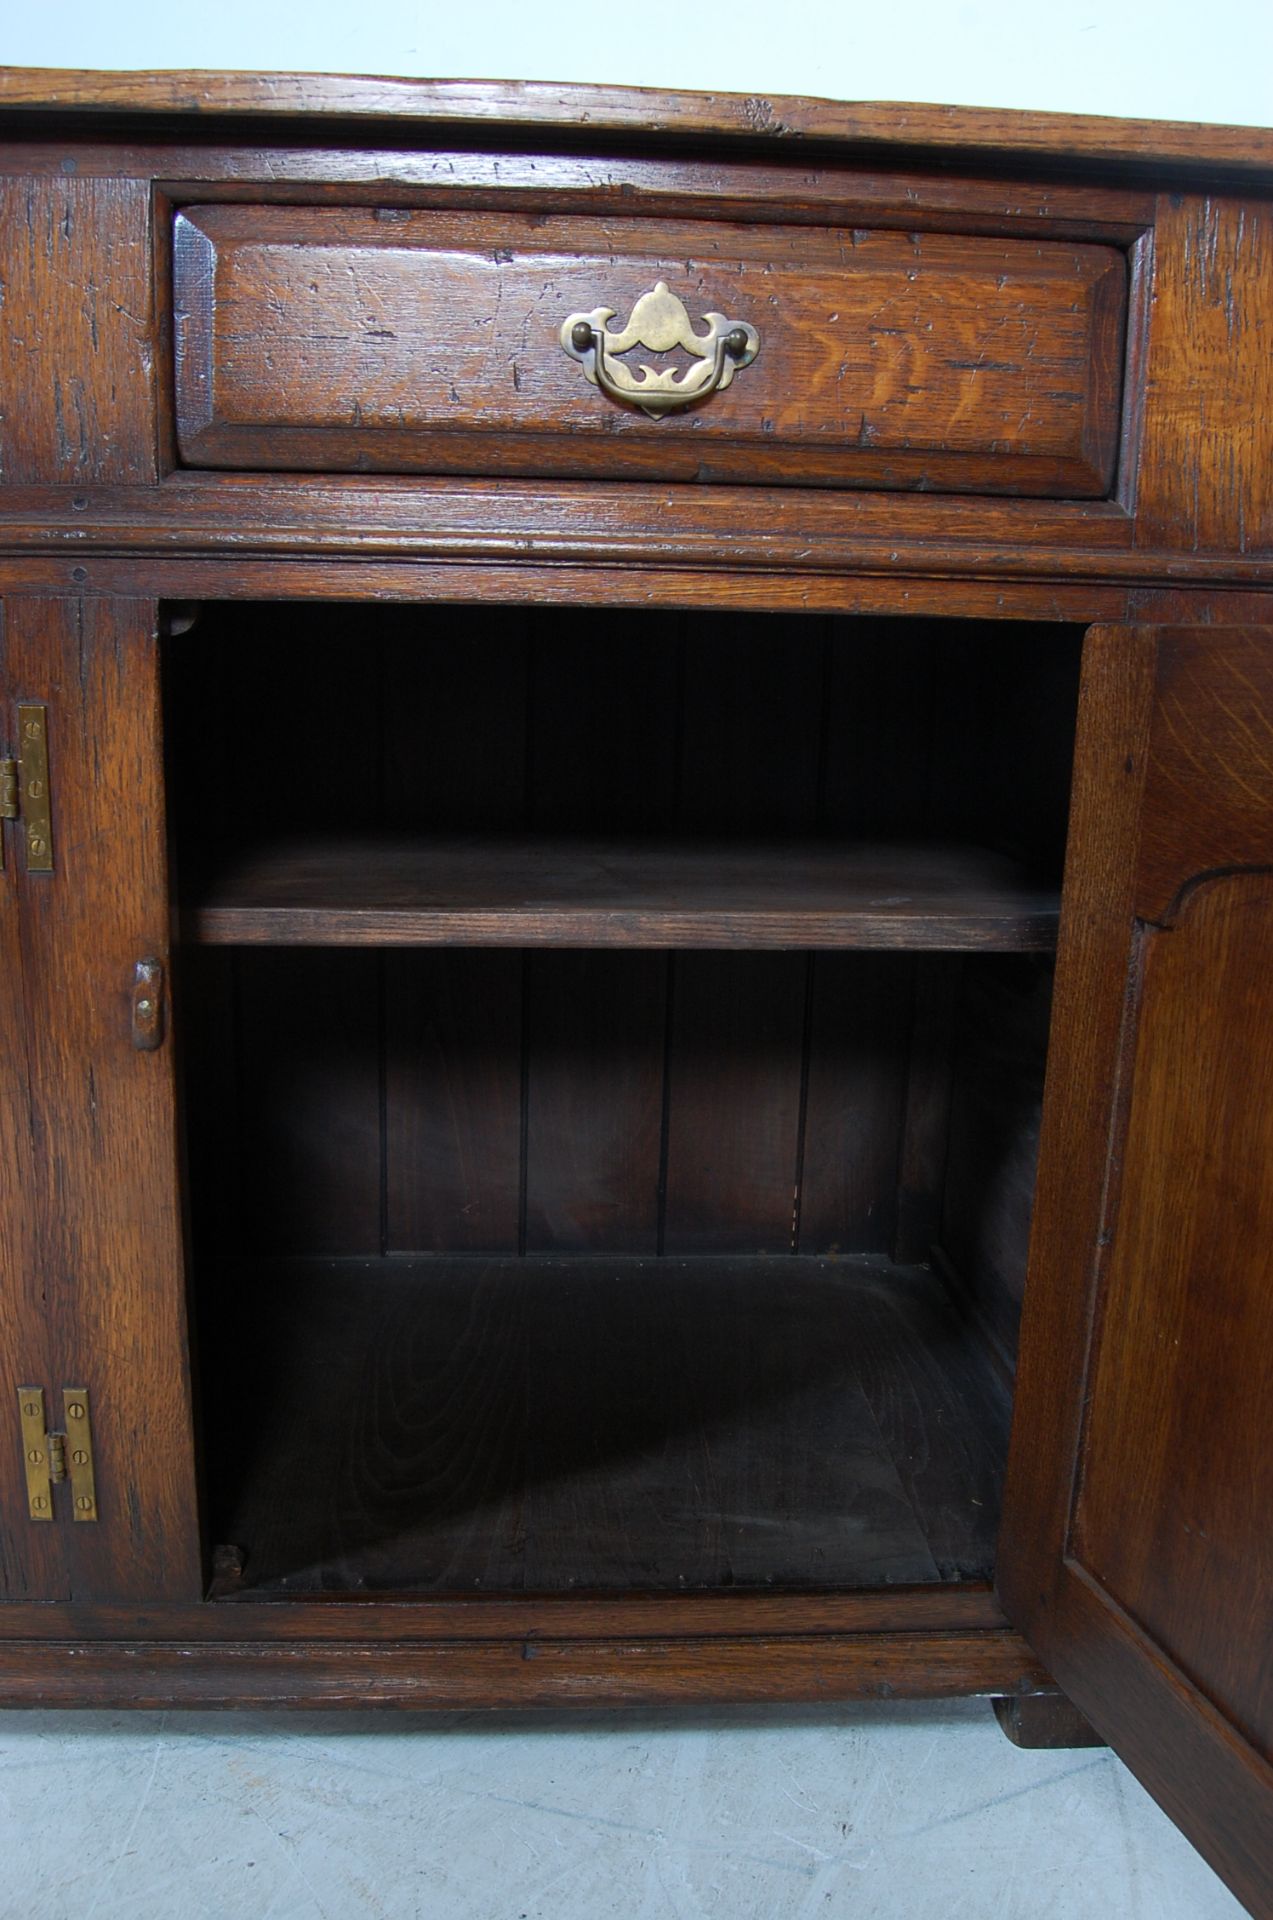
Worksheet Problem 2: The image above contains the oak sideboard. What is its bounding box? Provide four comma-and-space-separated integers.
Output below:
0, 68, 1270, 1915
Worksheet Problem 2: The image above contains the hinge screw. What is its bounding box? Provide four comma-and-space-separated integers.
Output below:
75, 1496, 94, 1512
67, 1403, 85, 1420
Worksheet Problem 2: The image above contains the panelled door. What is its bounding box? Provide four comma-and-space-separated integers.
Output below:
0, 595, 201, 1602
1000, 624, 1273, 1919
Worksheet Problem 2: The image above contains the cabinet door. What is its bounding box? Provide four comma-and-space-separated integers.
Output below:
1000, 624, 1273, 1917
0, 597, 201, 1602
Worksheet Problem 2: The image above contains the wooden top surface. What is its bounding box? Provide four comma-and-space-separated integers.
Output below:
1, 68, 1272, 176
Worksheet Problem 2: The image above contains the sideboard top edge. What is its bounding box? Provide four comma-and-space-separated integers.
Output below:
1, 68, 1272, 178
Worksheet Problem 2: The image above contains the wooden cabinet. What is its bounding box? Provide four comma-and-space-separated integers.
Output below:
0, 68, 1271, 1916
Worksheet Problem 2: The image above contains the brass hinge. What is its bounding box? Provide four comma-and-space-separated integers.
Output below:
0, 704, 54, 875
17, 1387, 97, 1522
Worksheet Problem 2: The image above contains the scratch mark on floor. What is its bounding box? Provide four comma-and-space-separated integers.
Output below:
905, 1757, 1110, 1837
81, 1711, 168, 1920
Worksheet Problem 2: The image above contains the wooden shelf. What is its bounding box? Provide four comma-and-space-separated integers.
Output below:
201, 1254, 1011, 1595
184, 836, 1060, 951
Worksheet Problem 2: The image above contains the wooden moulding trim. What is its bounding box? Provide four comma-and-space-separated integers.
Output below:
6, 523, 1273, 586
0, 147, 1160, 239
0, 557, 1142, 620
0, 70, 1271, 179
0, 485, 1270, 584
0, 1584, 1012, 1642
1, 556, 1270, 624
0, 484, 1142, 568
0, 1630, 1053, 1710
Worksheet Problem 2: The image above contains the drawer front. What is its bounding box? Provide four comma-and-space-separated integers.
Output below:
174, 206, 1127, 496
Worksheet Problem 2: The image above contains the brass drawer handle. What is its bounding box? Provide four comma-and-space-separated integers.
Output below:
560, 281, 759, 419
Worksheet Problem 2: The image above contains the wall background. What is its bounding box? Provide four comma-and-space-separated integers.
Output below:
3, 0, 1272, 126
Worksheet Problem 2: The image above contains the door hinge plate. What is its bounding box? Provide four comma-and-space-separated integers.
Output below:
17, 1386, 97, 1522
0, 706, 54, 875
16, 705, 53, 873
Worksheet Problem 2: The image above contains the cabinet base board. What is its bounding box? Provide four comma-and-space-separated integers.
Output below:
0, 1626, 1051, 1710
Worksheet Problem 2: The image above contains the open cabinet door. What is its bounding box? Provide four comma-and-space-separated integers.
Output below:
0, 598, 201, 1602
999, 624, 1273, 1916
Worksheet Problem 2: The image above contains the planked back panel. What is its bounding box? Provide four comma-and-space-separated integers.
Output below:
167, 606, 1079, 1266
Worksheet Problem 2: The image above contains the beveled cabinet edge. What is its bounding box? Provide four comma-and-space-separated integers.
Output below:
1, 69, 1271, 180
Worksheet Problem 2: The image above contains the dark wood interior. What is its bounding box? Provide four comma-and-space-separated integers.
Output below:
168, 604, 1078, 1596
201, 1256, 1012, 1594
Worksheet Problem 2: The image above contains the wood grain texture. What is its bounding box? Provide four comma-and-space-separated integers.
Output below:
198, 1256, 1009, 1596
185, 837, 1062, 950
5, 598, 201, 1602
185, 940, 1055, 1267
0, 476, 1166, 575
998, 622, 1159, 1598
1, 70, 1271, 179
1136, 197, 1273, 554
8, 480, 1273, 590
1136, 625, 1273, 917
999, 623, 1273, 1920
0, 1582, 1013, 1640
1024, 1568, 1273, 1920
0, 140, 1157, 251
0, 177, 155, 484
0, 1628, 1051, 1711
0, 555, 1207, 625
845, 1264, 1012, 1582
174, 205, 1125, 496
1075, 874, 1273, 1762
0, 610, 69, 1599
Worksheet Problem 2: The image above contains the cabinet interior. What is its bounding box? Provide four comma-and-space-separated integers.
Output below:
165, 604, 1083, 1597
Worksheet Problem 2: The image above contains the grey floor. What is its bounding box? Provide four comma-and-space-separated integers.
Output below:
0, 1698, 1244, 1918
